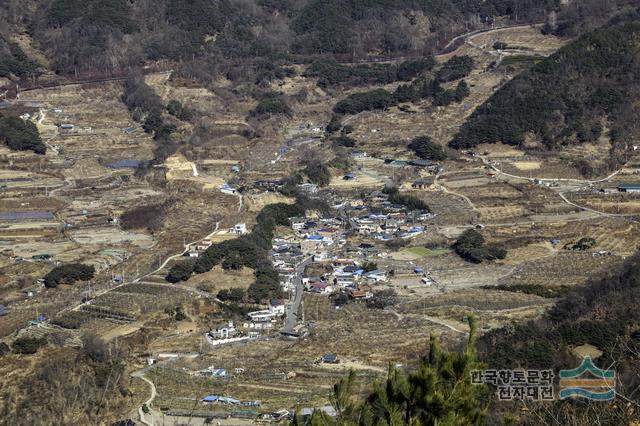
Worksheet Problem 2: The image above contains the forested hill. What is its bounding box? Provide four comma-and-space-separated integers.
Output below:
450, 13, 640, 151
0, 0, 561, 78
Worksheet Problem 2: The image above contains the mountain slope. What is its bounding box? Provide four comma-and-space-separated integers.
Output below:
450, 15, 640, 153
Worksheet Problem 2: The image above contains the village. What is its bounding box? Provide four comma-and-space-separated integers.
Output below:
2, 21, 640, 425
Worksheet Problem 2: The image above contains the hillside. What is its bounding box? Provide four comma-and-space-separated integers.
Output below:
480, 252, 640, 423
450, 14, 640, 161
0, 0, 576, 80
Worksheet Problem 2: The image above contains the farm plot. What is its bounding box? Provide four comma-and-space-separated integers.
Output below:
52, 283, 192, 331
413, 191, 477, 225
488, 216, 640, 256
400, 289, 546, 312
69, 227, 154, 247
498, 160, 583, 180
497, 252, 624, 289
152, 296, 464, 411
413, 253, 513, 290
567, 192, 640, 215
25, 81, 156, 162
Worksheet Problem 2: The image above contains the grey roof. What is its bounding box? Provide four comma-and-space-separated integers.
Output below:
0, 211, 54, 221
107, 159, 143, 168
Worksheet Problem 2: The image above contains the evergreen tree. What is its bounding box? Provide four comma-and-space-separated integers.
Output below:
295, 318, 488, 425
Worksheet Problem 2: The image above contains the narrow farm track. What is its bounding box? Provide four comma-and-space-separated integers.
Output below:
54, 221, 221, 319
480, 157, 637, 218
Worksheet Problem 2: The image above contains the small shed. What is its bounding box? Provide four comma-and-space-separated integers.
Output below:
617, 183, 640, 193
343, 173, 355, 180
322, 353, 339, 364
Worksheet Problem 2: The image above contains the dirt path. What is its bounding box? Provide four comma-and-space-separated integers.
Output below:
557, 191, 636, 218
480, 157, 635, 218
423, 316, 468, 334
53, 221, 221, 319
434, 171, 480, 214
131, 368, 157, 426
482, 157, 621, 185
135, 221, 220, 281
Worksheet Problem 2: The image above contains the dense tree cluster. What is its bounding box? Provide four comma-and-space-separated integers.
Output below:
121, 69, 177, 163
0, 37, 41, 79
450, 19, 640, 153
166, 202, 305, 303
217, 287, 246, 302
435, 55, 474, 82
333, 68, 471, 115
453, 229, 507, 263
43, 263, 95, 288
480, 250, 640, 389
250, 94, 292, 117
303, 159, 332, 187
307, 57, 435, 87
384, 186, 430, 212
0, 0, 621, 86
407, 135, 447, 161
0, 115, 46, 154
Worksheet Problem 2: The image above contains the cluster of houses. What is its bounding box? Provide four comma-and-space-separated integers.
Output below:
207, 301, 287, 341
263, 187, 436, 301
187, 223, 246, 258
303, 257, 384, 296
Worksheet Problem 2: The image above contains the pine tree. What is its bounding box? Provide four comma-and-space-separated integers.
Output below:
295, 317, 488, 425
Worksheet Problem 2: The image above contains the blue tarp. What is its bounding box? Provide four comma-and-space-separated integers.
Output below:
202, 395, 219, 402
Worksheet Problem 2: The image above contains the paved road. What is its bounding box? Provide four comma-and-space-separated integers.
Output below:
282, 257, 313, 334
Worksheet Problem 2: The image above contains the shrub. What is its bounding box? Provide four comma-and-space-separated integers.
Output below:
361, 262, 377, 272
251, 95, 291, 117
436, 55, 474, 82
44, 263, 95, 288
13, 336, 47, 354
332, 135, 356, 148
174, 305, 187, 321
217, 287, 245, 302
303, 159, 332, 187
326, 114, 343, 133
453, 229, 507, 263
366, 289, 397, 309
166, 99, 193, 121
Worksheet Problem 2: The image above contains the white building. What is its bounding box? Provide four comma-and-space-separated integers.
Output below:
230, 223, 247, 234
209, 321, 237, 339
356, 219, 379, 235
269, 301, 286, 315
